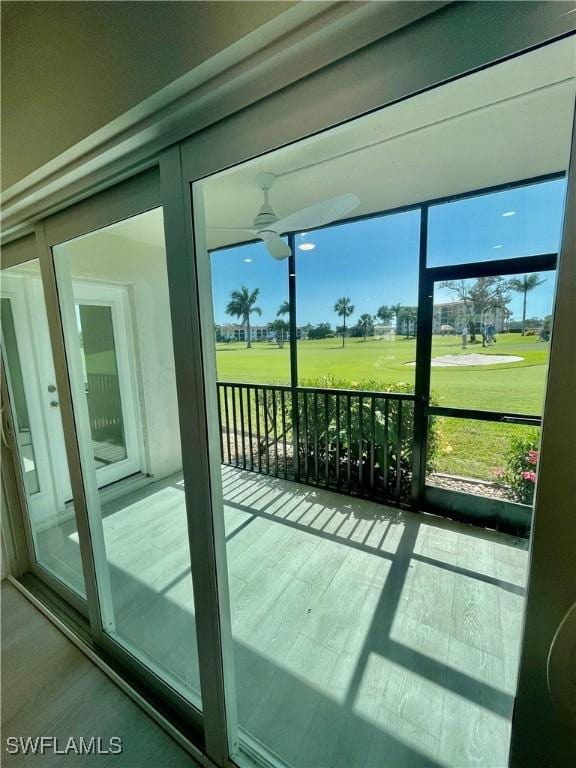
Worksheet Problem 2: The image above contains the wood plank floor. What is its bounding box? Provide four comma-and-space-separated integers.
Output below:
0, 581, 198, 767
36, 466, 529, 767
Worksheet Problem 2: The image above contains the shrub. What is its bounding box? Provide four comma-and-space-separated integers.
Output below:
308, 323, 334, 340
501, 429, 540, 505
296, 376, 439, 500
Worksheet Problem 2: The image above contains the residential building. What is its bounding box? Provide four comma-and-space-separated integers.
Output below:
432, 300, 506, 334
215, 324, 308, 342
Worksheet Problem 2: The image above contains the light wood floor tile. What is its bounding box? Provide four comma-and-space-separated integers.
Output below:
34, 466, 529, 767
1, 582, 198, 767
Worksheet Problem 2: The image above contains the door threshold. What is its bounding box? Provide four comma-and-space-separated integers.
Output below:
98, 472, 155, 505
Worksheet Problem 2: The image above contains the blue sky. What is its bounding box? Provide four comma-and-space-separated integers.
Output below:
210, 178, 566, 327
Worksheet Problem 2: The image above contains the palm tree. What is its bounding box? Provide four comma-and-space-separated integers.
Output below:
277, 300, 290, 318
274, 300, 291, 344
507, 274, 546, 335
403, 307, 417, 338
226, 286, 262, 348
375, 305, 392, 340
358, 313, 373, 341
376, 305, 392, 324
334, 297, 355, 347
390, 303, 403, 335
268, 319, 289, 348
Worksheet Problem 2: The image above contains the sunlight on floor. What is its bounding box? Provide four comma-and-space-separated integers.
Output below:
39, 466, 528, 767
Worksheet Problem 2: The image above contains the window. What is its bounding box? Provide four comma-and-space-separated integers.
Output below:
427, 178, 567, 267
296, 211, 420, 390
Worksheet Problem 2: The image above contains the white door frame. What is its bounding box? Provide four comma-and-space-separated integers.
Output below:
27, 276, 144, 497
70, 281, 144, 488
35, 171, 205, 735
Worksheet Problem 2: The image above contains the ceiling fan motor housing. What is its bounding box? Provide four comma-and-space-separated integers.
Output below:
254, 207, 277, 229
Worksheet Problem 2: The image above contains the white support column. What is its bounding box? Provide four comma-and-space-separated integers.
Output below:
159, 145, 239, 765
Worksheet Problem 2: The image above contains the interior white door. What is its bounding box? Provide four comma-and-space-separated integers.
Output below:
28, 277, 144, 495
71, 282, 143, 488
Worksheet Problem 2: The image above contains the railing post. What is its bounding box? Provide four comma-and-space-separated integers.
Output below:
288, 234, 300, 481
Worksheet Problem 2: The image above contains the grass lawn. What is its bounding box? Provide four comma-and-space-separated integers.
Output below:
214, 334, 548, 481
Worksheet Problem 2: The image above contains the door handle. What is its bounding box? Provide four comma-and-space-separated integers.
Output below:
50, 400, 59, 408
47, 384, 57, 393
547, 601, 576, 727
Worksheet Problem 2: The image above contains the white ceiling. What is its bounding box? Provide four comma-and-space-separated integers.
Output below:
197, 37, 576, 251
106, 38, 575, 253
104, 207, 166, 248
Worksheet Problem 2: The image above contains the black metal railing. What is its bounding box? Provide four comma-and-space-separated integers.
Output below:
217, 381, 416, 505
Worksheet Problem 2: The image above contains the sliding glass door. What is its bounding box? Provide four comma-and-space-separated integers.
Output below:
1, 251, 86, 598
1, 168, 212, 745
187, 36, 575, 768
48, 204, 204, 715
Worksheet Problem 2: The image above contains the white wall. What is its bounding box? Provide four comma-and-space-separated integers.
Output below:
57, 221, 182, 480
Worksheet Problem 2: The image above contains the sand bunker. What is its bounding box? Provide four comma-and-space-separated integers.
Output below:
406, 353, 524, 367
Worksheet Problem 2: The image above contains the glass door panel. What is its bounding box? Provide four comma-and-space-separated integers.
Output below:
190, 36, 574, 768
430, 269, 556, 414
78, 304, 128, 469
1, 261, 85, 596
427, 268, 555, 514
52, 208, 202, 708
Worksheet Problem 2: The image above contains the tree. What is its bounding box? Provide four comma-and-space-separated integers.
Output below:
439, 277, 511, 343
507, 274, 546, 336
375, 305, 392, 338
400, 306, 417, 338
376, 305, 392, 324
357, 313, 374, 341
390, 303, 403, 335
277, 300, 290, 318
268, 319, 289, 348
501, 306, 513, 332
334, 297, 355, 347
225, 286, 262, 348
308, 322, 333, 340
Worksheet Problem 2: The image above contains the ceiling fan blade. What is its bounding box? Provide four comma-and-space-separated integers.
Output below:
260, 231, 292, 261
271, 193, 360, 235
207, 226, 256, 233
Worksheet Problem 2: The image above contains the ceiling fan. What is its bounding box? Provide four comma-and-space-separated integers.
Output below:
210, 173, 360, 260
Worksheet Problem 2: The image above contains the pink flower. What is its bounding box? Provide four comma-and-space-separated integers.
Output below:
521, 470, 536, 483
527, 450, 539, 465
